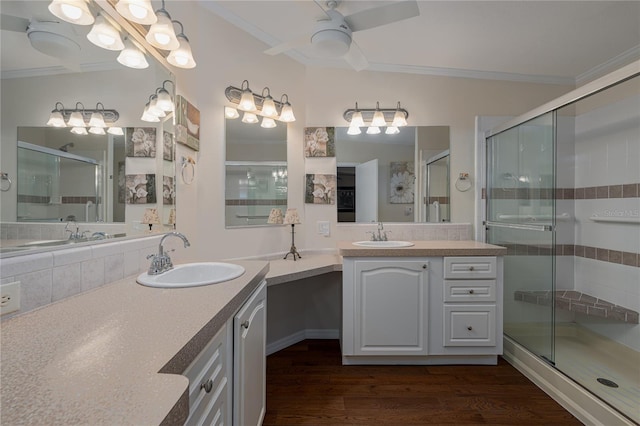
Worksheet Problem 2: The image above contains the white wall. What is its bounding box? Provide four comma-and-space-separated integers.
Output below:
167, 3, 573, 263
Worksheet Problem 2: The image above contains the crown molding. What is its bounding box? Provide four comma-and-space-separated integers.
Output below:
575, 45, 640, 86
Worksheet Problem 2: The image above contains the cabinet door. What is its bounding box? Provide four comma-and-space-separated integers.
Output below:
233, 280, 267, 426
354, 260, 429, 356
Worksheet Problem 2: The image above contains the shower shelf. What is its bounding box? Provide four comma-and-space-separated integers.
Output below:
514, 290, 639, 324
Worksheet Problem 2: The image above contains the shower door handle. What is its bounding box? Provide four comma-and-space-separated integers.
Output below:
485, 221, 553, 232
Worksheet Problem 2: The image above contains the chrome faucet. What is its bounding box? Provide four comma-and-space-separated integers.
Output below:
65, 221, 89, 240
147, 232, 190, 275
367, 222, 389, 241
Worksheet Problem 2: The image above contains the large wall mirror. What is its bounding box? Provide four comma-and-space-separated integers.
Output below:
225, 116, 287, 227
336, 126, 450, 223
0, 0, 176, 252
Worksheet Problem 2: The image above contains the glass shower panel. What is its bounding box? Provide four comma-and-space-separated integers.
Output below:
426, 153, 450, 222
486, 112, 556, 363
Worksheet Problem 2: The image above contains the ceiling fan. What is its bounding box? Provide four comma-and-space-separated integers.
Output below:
264, 0, 420, 71
1, 13, 82, 68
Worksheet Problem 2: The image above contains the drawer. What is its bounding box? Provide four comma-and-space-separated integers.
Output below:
444, 305, 496, 347
444, 257, 497, 279
444, 280, 496, 303
184, 326, 228, 424
188, 379, 228, 426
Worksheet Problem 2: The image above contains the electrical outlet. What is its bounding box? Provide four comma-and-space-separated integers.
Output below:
0, 282, 21, 316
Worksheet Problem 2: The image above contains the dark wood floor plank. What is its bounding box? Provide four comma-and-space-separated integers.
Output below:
265, 339, 582, 425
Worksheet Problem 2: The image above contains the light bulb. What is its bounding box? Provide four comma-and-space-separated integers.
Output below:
67, 111, 85, 127
48, 0, 94, 25
61, 3, 82, 19
145, 10, 179, 50
242, 112, 259, 124
88, 112, 106, 128
366, 126, 380, 135
239, 90, 256, 112
392, 110, 407, 127
167, 34, 196, 69
347, 125, 361, 135
262, 96, 277, 118
116, 0, 156, 25
87, 14, 124, 50
117, 38, 149, 69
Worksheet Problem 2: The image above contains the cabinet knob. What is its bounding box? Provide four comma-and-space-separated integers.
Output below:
422, 264, 427, 269
468, 266, 475, 271
241, 320, 250, 329
468, 289, 475, 294
201, 379, 213, 393
467, 326, 473, 331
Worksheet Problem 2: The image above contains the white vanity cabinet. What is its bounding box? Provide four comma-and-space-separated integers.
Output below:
183, 280, 267, 426
342, 258, 430, 358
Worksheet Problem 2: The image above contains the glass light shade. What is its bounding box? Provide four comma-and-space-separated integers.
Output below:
366, 126, 381, 135
47, 111, 66, 127
67, 111, 85, 127
48, 0, 94, 25
392, 110, 408, 127
145, 11, 179, 50
156, 89, 174, 111
242, 112, 259, 124
347, 125, 361, 135
149, 97, 166, 117
385, 126, 400, 135
88, 111, 106, 128
117, 38, 149, 69
350, 110, 365, 127
115, 0, 156, 25
70, 126, 88, 135
371, 110, 387, 127
167, 35, 196, 69
89, 126, 106, 135
238, 89, 257, 112
225, 107, 240, 119
141, 105, 160, 122
87, 15, 124, 51
279, 103, 296, 122
107, 127, 124, 135
261, 96, 278, 118
261, 117, 277, 128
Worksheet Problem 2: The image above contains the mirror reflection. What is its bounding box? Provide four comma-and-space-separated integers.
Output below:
335, 126, 450, 223
225, 116, 288, 227
0, 0, 176, 252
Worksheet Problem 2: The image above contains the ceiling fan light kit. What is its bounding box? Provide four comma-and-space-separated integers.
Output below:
225, 81, 296, 126
27, 21, 81, 60
344, 101, 409, 136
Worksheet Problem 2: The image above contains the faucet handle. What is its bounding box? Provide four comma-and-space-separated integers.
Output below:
146, 253, 156, 260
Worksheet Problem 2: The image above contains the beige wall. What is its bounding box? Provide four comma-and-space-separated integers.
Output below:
166, 2, 575, 262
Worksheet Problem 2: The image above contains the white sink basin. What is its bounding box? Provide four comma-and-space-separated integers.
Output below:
352, 241, 415, 248
137, 262, 245, 288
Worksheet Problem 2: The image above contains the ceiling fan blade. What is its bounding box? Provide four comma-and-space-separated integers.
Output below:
264, 34, 309, 56
344, 41, 369, 71
345, 0, 420, 32
1, 14, 30, 33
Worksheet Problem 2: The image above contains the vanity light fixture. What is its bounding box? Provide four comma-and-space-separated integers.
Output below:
225, 81, 296, 123
46, 102, 120, 135
347, 125, 361, 135
86, 13, 124, 51
343, 101, 409, 135
48, 0, 94, 26
167, 20, 196, 69
115, 0, 157, 25
155, 80, 175, 112
89, 126, 106, 135
261, 117, 277, 128
88, 102, 107, 128
117, 36, 149, 69
149, 95, 166, 118
107, 127, 124, 136
71, 126, 88, 135
141, 96, 161, 123
145, 0, 179, 50
46, 102, 67, 128
67, 102, 87, 127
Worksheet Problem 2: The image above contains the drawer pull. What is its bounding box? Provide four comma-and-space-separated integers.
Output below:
422, 264, 427, 269
241, 320, 250, 329
468, 266, 475, 271
468, 289, 475, 294
201, 379, 213, 393
467, 326, 473, 331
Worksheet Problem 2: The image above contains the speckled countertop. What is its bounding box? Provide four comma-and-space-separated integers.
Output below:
0, 260, 269, 425
338, 240, 507, 257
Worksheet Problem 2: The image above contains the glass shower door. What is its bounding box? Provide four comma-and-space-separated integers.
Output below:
485, 112, 556, 363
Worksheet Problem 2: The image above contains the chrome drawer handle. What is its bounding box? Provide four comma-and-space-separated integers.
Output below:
468, 289, 475, 294
241, 320, 250, 329
201, 379, 213, 393
468, 266, 475, 271
467, 326, 473, 331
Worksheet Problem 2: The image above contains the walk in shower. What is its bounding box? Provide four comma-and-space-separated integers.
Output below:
485, 64, 639, 423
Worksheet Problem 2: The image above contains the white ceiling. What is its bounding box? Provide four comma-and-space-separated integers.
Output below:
199, 0, 640, 85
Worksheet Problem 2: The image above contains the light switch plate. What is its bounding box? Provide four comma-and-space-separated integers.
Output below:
317, 221, 330, 237
0, 282, 21, 316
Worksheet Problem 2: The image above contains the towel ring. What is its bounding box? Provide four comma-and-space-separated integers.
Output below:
0, 172, 12, 192
455, 173, 472, 192
181, 156, 195, 185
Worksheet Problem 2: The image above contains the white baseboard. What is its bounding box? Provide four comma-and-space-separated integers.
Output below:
266, 329, 339, 356
503, 336, 634, 426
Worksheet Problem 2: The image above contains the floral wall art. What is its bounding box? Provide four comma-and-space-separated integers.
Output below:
125, 174, 156, 204
389, 161, 415, 204
305, 174, 336, 205
175, 95, 200, 152
304, 127, 335, 157
125, 127, 157, 158
163, 131, 174, 161
163, 176, 175, 205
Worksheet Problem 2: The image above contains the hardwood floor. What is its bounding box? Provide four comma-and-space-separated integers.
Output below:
264, 340, 581, 425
